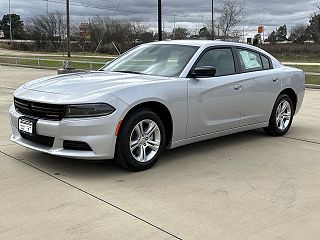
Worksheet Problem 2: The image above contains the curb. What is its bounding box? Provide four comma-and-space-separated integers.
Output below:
305, 72, 320, 76
306, 84, 320, 89
0, 63, 57, 70
0, 63, 89, 71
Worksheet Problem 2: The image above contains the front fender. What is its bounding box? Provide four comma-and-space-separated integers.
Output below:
112, 79, 188, 142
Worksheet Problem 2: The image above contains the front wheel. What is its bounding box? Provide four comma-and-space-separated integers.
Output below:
264, 94, 294, 136
115, 109, 166, 171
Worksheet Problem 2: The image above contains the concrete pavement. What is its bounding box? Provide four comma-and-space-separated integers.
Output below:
283, 62, 320, 66
1, 66, 320, 240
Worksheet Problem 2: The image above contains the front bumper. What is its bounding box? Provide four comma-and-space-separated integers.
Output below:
9, 105, 120, 160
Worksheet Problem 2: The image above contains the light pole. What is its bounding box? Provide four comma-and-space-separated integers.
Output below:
158, 0, 162, 41
8, 0, 13, 42
66, 0, 71, 58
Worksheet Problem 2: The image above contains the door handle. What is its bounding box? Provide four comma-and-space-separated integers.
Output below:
234, 84, 243, 91
272, 77, 279, 82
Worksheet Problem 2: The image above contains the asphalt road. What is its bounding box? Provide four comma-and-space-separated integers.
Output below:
1, 66, 320, 240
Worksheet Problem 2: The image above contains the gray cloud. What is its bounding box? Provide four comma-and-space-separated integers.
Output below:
0, 0, 318, 36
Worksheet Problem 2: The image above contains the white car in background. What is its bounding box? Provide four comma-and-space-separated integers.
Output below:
10, 40, 305, 171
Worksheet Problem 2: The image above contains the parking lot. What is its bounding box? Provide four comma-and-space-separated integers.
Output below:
1, 65, 320, 239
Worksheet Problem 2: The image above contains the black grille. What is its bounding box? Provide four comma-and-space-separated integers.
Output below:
63, 140, 92, 151
14, 98, 66, 121
20, 132, 55, 147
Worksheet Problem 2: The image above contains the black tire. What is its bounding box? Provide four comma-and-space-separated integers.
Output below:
114, 109, 166, 171
264, 94, 294, 136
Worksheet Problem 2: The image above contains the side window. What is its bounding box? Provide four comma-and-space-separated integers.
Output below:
195, 48, 235, 76
261, 55, 271, 69
237, 49, 263, 72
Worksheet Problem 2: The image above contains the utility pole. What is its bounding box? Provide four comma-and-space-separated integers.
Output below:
66, 0, 71, 58
243, 26, 245, 43
158, 0, 162, 41
262, 20, 265, 44
211, 0, 214, 40
8, 0, 13, 42
262, 29, 264, 44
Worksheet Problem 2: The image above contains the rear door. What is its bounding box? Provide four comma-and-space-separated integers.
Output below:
235, 48, 281, 126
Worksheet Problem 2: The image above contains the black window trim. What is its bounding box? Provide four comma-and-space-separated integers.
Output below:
235, 47, 274, 74
260, 54, 272, 70
187, 45, 239, 78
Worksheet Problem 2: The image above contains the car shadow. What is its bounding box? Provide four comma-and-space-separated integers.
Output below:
15, 129, 270, 179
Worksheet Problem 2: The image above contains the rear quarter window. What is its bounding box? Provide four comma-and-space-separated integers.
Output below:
261, 55, 271, 69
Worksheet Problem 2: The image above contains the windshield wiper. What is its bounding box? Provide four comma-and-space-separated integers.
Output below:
114, 70, 143, 75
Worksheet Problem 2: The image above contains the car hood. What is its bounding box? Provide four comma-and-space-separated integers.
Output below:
23, 71, 169, 96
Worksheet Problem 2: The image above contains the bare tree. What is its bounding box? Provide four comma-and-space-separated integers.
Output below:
124, 19, 149, 45
173, 27, 190, 39
89, 16, 109, 53
89, 17, 150, 52
26, 11, 66, 51
72, 22, 90, 52
214, 0, 247, 38
203, 21, 215, 39
289, 24, 308, 43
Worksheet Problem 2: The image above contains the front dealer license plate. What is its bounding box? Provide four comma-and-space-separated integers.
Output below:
18, 118, 35, 135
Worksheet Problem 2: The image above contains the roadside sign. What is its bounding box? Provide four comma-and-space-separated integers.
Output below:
258, 25, 263, 33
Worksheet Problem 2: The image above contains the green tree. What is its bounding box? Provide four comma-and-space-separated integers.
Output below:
267, 31, 277, 44
0, 14, 24, 39
307, 13, 320, 42
198, 27, 210, 39
276, 25, 287, 41
173, 27, 189, 40
253, 34, 260, 46
288, 24, 310, 43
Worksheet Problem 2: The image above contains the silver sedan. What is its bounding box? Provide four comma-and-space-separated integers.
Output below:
9, 40, 305, 171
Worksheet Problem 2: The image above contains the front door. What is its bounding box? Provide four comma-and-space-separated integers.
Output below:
187, 47, 243, 137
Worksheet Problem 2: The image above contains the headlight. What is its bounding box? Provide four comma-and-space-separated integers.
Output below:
65, 103, 115, 118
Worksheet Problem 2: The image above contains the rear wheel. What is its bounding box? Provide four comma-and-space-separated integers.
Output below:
115, 109, 165, 171
264, 94, 294, 136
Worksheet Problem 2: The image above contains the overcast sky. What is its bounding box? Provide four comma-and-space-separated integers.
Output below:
0, 0, 318, 37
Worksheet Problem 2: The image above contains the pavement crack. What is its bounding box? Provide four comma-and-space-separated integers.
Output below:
0, 143, 15, 147
283, 136, 320, 145
0, 86, 16, 91
0, 150, 182, 240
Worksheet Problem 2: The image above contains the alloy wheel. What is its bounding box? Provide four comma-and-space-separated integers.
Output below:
276, 99, 292, 131
129, 119, 161, 163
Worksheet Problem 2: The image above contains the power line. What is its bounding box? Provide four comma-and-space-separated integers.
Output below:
39, 0, 306, 23
113, 0, 122, 16
42, 0, 172, 16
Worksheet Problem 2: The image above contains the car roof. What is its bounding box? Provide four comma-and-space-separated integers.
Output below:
150, 40, 267, 53
150, 40, 229, 47
149, 40, 281, 66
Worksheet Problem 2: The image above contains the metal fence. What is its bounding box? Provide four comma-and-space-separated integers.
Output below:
0, 56, 107, 70
0, 55, 319, 77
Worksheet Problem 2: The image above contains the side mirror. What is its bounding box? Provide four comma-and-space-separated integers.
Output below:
190, 66, 216, 78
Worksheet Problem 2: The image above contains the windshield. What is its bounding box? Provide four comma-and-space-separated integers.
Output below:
102, 44, 199, 77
